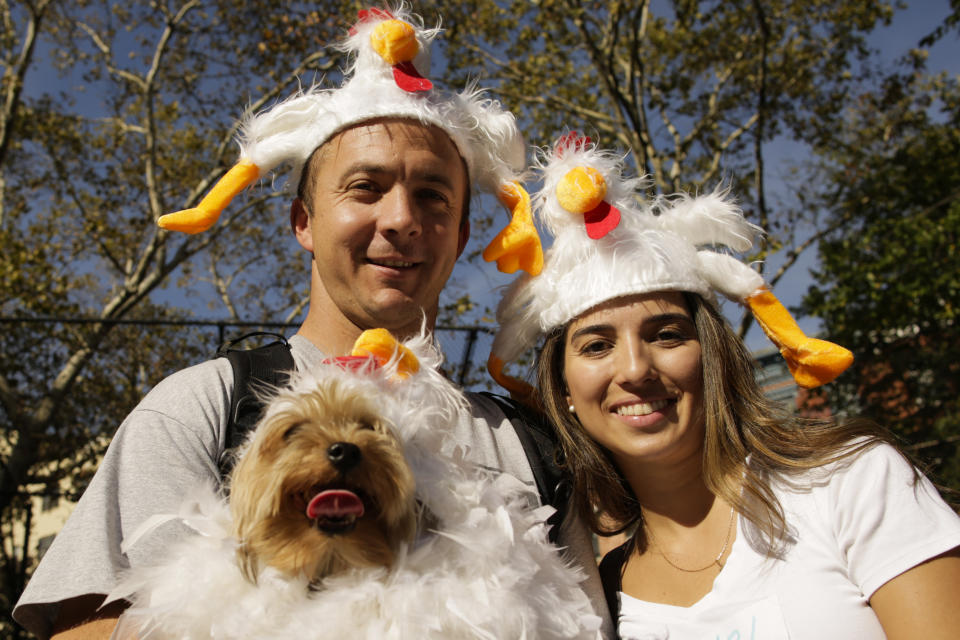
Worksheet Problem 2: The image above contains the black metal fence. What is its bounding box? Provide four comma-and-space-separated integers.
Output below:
0, 316, 496, 389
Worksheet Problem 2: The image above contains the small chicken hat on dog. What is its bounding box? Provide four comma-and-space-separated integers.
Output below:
489, 133, 854, 399
158, 3, 543, 277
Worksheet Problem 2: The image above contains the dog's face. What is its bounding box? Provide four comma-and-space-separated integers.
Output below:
229, 377, 417, 584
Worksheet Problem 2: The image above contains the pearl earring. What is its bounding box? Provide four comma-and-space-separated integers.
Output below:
568, 404, 576, 413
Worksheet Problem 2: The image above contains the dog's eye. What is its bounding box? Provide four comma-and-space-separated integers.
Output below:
282, 423, 303, 440
358, 421, 376, 431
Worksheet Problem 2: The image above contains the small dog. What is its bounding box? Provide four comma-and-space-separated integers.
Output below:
228, 372, 418, 584
110, 331, 602, 639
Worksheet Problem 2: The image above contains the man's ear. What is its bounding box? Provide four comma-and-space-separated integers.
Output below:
456, 219, 470, 259
291, 198, 313, 252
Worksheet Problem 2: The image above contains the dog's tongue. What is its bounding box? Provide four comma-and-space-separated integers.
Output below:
306, 490, 365, 520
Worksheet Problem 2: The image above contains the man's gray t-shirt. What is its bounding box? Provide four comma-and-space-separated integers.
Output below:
14, 335, 611, 638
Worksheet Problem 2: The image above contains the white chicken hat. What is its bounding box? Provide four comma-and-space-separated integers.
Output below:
158, 4, 542, 277
489, 133, 854, 399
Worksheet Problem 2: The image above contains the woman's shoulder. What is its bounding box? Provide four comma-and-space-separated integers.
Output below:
822, 439, 917, 489
764, 438, 954, 531
761, 438, 911, 491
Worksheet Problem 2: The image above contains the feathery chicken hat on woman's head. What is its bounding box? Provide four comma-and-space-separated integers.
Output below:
489, 133, 854, 399
157, 4, 543, 277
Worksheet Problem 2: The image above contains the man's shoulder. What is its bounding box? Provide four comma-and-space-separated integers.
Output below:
464, 390, 542, 424
129, 357, 234, 429
144, 356, 232, 398
464, 390, 510, 424
462, 391, 569, 521
465, 391, 557, 441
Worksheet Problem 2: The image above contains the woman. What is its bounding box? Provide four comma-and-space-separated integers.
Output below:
489, 134, 960, 639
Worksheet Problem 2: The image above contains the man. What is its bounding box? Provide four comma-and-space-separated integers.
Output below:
14, 7, 611, 639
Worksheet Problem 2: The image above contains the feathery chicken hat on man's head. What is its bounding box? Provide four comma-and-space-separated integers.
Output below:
157, 4, 543, 277
489, 133, 854, 399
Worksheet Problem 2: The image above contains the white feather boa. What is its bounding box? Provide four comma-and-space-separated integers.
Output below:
108, 335, 602, 639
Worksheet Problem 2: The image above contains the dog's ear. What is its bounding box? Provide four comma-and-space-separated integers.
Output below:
235, 541, 259, 585
230, 455, 261, 586
396, 499, 419, 547
230, 449, 278, 586
229, 431, 287, 568
383, 467, 419, 547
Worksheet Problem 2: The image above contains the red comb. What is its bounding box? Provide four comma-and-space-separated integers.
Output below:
556, 132, 591, 156
321, 355, 379, 372
349, 7, 394, 35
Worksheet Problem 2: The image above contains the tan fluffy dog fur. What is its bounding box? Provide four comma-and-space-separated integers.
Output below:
228, 376, 418, 584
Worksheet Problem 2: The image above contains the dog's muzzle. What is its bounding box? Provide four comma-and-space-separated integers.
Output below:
302, 442, 368, 534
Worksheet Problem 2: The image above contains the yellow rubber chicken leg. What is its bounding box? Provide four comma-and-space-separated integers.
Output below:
483, 181, 544, 276
158, 160, 261, 234
352, 328, 420, 379
487, 354, 536, 404
746, 288, 854, 388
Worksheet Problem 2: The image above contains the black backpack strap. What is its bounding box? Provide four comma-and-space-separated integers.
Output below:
216, 333, 295, 478
479, 391, 571, 544
598, 539, 629, 633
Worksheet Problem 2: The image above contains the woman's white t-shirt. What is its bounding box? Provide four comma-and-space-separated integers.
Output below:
617, 444, 960, 640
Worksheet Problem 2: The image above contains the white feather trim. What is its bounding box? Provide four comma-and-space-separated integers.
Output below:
238, 87, 335, 172
111, 335, 601, 640
695, 251, 765, 304
654, 190, 762, 252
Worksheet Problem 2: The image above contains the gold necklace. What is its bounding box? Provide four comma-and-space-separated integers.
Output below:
650, 506, 736, 573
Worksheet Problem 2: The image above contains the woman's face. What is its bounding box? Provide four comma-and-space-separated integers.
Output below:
563, 292, 705, 469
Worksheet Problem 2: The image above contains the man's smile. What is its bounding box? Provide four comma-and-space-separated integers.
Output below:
367, 257, 417, 269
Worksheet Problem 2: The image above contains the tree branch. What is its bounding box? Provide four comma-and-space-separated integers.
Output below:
751, 0, 771, 262
76, 20, 147, 91
0, 0, 51, 226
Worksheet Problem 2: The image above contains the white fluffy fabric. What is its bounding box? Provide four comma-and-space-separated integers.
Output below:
109, 333, 601, 640
237, 2, 525, 197
492, 137, 765, 368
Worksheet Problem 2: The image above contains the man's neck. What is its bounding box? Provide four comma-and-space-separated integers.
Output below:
297, 299, 437, 358
295, 318, 360, 358
296, 316, 434, 357
298, 265, 438, 355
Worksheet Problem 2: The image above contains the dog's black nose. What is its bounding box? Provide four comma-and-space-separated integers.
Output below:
327, 442, 361, 472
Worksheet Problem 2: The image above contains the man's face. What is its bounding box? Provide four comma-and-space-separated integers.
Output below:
294, 119, 470, 337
